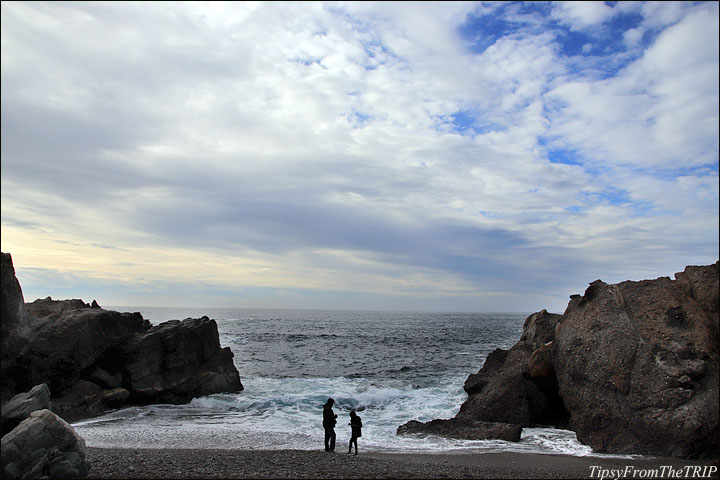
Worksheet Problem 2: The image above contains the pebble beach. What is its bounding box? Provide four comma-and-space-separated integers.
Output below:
85, 448, 720, 479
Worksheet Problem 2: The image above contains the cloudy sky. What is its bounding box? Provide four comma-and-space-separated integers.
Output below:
1, 1, 718, 313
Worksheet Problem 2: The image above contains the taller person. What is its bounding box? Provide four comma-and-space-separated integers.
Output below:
322, 398, 338, 452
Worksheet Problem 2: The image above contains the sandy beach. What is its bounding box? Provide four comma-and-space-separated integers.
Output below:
85, 448, 719, 479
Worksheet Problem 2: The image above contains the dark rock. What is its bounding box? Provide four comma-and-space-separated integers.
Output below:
1, 253, 30, 402
0, 409, 89, 479
519, 309, 562, 351
457, 342, 548, 426
401, 263, 718, 459
1, 251, 244, 419
553, 262, 719, 458
52, 380, 130, 418
397, 418, 521, 442
87, 366, 122, 390
123, 317, 243, 404
1, 384, 52, 435
21, 297, 151, 396
457, 309, 565, 427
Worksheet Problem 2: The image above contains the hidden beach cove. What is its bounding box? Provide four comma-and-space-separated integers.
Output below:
1, 252, 718, 479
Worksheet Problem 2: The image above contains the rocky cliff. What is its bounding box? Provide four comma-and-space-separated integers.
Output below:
0, 252, 243, 419
398, 262, 719, 459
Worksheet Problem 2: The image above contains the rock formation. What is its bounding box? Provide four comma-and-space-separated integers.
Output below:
0, 252, 243, 419
397, 418, 522, 442
1, 252, 30, 399
123, 316, 243, 404
398, 262, 719, 459
1, 409, 90, 479
1, 384, 53, 435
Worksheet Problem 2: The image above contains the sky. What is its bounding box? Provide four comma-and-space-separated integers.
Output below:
1, 1, 718, 313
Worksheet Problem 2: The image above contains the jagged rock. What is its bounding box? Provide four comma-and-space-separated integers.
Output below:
20, 297, 151, 397
1, 253, 30, 402
457, 309, 565, 427
397, 418, 521, 442
0, 253, 27, 340
457, 343, 549, 425
124, 317, 243, 404
519, 309, 562, 350
1, 409, 89, 479
553, 262, 719, 458
400, 309, 567, 441
399, 263, 718, 459
1, 251, 244, 420
1, 384, 52, 435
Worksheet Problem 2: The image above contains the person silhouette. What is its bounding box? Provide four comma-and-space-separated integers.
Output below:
348, 410, 362, 455
322, 398, 338, 452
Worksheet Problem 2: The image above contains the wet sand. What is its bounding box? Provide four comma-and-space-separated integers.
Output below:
85, 447, 719, 479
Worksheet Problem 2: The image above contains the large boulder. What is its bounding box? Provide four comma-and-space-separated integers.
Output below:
553, 263, 719, 458
123, 317, 243, 404
1, 409, 90, 479
1, 384, 52, 435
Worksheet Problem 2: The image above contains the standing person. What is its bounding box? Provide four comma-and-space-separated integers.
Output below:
322, 398, 338, 452
348, 410, 362, 455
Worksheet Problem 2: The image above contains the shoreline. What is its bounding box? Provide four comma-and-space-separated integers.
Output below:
85, 447, 720, 479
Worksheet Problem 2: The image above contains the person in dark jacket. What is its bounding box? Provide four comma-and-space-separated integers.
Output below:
322, 398, 338, 452
348, 410, 362, 455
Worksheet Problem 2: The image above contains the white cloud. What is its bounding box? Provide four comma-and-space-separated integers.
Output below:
1, 1, 717, 312
551, 1, 617, 30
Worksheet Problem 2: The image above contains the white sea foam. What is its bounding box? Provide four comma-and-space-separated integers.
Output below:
72, 375, 625, 457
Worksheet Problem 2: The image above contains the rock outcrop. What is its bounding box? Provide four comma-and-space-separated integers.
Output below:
123, 316, 243, 404
398, 262, 719, 459
553, 264, 719, 458
1, 253, 30, 400
0, 252, 244, 419
1, 409, 90, 479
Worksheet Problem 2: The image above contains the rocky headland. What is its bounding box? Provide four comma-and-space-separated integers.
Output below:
1, 251, 244, 478
398, 262, 719, 459
1, 252, 243, 419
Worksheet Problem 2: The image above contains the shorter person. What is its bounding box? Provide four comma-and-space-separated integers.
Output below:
348, 410, 362, 455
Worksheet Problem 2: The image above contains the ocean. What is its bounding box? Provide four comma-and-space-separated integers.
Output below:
71, 308, 605, 456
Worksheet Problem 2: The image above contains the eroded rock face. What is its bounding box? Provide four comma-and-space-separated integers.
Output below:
1, 252, 244, 419
0, 409, 90, 479
398, 263, 719, 459
1, 253, 30, 402
123, 317, 243, 404
553, 263, 719, 458
398, 309, 566, 442
21, 297, 151, 397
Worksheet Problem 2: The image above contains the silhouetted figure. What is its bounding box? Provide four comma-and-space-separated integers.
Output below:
323, 398, 337, 452
348, 410, 362, 455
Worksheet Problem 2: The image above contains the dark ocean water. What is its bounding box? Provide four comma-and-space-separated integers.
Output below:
72, 308, 605, 455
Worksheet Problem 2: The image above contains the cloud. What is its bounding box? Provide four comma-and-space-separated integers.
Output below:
1, 1, 717, 313
551, 1, 617, 30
